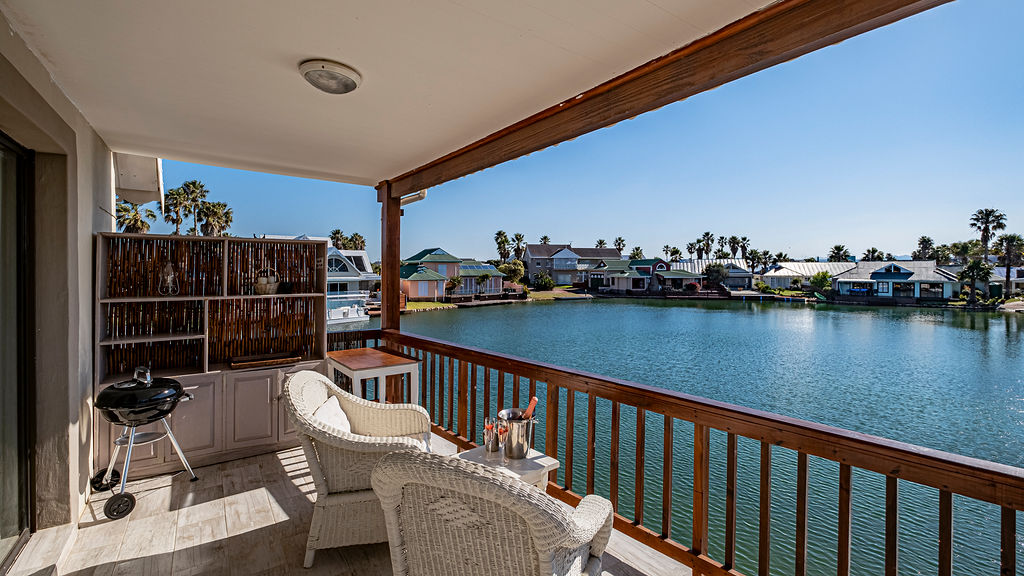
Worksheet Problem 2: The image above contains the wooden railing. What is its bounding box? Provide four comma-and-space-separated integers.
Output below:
330, 328, 1023, 575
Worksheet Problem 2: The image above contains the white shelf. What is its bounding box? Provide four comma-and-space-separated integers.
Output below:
100, 332, 205, 346
100, 293, 324, 303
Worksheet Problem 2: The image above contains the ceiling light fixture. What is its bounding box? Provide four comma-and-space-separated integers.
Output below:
298, 59, 361, 94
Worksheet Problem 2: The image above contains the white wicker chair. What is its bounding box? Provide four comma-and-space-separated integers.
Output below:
282, 370, 431, 568
371, 450, 613, 576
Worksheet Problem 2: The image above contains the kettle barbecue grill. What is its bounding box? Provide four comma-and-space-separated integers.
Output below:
91, 366, 198, 519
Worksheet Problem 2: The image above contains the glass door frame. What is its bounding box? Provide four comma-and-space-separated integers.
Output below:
0, 128, 34, 574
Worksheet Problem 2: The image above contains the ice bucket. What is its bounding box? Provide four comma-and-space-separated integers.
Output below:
498, 408, 535, 460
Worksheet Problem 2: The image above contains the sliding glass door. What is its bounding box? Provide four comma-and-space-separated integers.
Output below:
0, 131, 30, 570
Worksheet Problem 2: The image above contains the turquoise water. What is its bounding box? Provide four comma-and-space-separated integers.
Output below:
355, 300, 1024, 574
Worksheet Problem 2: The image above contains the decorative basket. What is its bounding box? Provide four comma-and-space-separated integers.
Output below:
254, 267, 280, 295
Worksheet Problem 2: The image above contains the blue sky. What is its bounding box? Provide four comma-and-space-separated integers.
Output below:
153, 0, 1023, 262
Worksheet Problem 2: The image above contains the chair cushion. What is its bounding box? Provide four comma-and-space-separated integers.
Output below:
312, 395, 351, 434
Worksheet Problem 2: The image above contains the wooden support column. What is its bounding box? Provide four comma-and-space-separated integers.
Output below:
378, 180, 401, 331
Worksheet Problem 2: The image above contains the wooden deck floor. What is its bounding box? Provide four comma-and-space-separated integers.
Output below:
61, 440, 689, 576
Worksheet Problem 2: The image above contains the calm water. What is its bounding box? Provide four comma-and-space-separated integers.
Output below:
353, 300, 1024, 574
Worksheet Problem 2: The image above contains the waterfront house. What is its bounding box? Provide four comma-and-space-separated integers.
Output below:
452, 259, 505, 296
399, 264, 447, 301
523, 243, 621, 285
402, 247, 463, 279
3, 2, 1020, 576
762, 261, 857, 290
591, 258, 670, 292
832, 261, 959, 302
672, 259, 754, 289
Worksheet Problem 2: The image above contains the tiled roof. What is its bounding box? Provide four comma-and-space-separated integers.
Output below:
833, 261, 957, 282
525, 243, 571, 258
403, 247, 462, 263
763, 262, 857, 277
400, 264, 447, 281
672, 259, 752, 275
573, 247, 622, 259
656, 270, 703, 278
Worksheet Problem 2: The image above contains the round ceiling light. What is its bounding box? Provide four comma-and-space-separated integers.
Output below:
298, 59, 361, 94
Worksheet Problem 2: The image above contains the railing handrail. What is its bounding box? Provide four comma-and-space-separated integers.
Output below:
381, 328, 1024, 510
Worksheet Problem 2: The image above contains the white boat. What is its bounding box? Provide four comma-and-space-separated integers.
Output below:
326, 247, 380, 326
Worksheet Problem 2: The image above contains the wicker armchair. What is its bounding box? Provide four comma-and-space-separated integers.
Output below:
371, 451, 613, 576
282, 370, 431, 568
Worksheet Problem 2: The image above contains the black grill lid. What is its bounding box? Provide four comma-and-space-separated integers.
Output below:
96, 367, 184, 410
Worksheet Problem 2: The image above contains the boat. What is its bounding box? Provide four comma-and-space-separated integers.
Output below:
326, 247, 380, 326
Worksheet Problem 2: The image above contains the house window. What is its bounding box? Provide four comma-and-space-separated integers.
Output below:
328, 257, 348, 273
438, 264, 447, 276
877, 282, 889, 293
417, 281, 428, 297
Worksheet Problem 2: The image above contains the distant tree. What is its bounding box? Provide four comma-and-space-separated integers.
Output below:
884, 252, 895, 261
347, 232, 366, 250
809, 271, 832, 293
540, 235, 551, 245
791, 277, 803, 289
950, 240, 980, 265
713, 248, 731, 259
614, 237, 626, 253
995, 233, 1024, 297
116, 200, 156, 233
596, 239, 607, 248
445, 275, 463, 296
912, 236, 935, 260
694, 242, 706, 260
512, 233, 526, 260
861, 247, 884, 262
958, 259, 993, 306
728, 236, 741, 258
494, 230, 511, 261
969, 208, 1007, 263
476, 273, 492, 294
330, 229, 347, 250
803, 257, 817, 262
181, 180, 209, 235
162, 187, 188, 234
703, 263, 729, 287
497, 259, 525, 284
629, 246, 645, 260
685, 242, 697, 260
669, 247, 682, 262
663, 245, 672, 259
773, 252, 789, 265
371, 261, 382, 275
533, 273, 555, 291
739, 237, 751, 261
828, 245, 852, 262
700, 232, 715, 258
198, 201, 233, 236
933, 244, 953, 265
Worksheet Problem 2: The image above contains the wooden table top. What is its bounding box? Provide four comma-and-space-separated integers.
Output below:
326, 347, 419, 371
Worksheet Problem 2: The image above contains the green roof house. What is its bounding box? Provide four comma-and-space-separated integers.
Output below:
399, 264, 447, 301
454, 260, 505, 296
402, 247, 463, 280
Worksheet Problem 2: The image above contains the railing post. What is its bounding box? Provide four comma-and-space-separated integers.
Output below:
545, 382, 559, 484
378, 181, 400, 331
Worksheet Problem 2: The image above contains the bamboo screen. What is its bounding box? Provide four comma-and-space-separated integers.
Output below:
226, 241, 323, 295
104, 236, 224, 298
106, 340, 204, 377
207, 297, 319, 363
103, 301, 204, 340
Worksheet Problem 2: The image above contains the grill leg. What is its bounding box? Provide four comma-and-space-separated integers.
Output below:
118, 427, 137, 495
102, 428, 127, 485
161, 418, 198, 481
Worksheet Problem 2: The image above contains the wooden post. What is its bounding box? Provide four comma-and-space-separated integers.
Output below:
378, 180, 401, 332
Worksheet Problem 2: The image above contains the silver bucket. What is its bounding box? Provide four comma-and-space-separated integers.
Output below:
498, 408, 535, 460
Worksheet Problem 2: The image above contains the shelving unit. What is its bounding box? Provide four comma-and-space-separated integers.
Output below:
94, 232, 328, 385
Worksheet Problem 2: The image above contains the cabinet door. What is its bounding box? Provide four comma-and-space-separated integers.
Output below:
224, 370, 278, 449
166, 373, 222, 459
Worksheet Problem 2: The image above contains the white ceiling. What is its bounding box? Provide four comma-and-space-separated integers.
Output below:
1, 0, 773, 187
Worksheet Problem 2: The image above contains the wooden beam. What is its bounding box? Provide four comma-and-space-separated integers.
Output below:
378, 181, 401, 330
388, 0, 950, 197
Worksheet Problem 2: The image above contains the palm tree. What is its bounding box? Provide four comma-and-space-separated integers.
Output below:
494, 230, 510, 261
861, 247, 884, 262
685, 242, 696, 260
663, 245, 671, 259
629, 246, 644, 260
933, 244, 953, 265
162, 187, 188, 234
739, 237, 751, 261
958, 259, 992, 306
713, 248, 731, 259
969, 208, 1007, 263
694, 243, 705, 261
828, 245, 851, 262
445, 275, 463, 296
950, 240, 979, 265
539, 235, 551, 245
180, 180, 209, 235
700, 232, 714, 258
613, 237, 626, 253
512, 233, 526, 260
198, 201, 233, 236
995, 233, 1024, 296
116, 200, 156, 233
911, 236, 935, 260
717, 236, 727, 253
669, 247, 682, 261
596, 239, 607, 248
728, 236, 741, 258
348, 232, 366, 250
330, 229, 347, 250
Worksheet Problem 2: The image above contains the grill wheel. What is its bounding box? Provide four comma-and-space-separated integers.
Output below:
104, 493, 136, 520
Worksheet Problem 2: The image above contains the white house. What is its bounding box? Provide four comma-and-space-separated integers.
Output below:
832, 261, 959, 300
762, 261, 857, 289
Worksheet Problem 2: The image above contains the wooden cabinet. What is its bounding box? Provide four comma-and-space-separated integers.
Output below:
166, 372, 222, 458
224, 370, 279, 449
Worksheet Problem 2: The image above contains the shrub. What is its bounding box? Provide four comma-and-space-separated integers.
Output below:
533, 273, 555, 291
809, 271, 832, 293
684, 282, 699, 293
497, 259, 525, 284
702, 263, 729, 287
755, 281, 772, 293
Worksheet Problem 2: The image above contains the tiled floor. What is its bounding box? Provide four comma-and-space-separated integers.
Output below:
60, 440, 688, 576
